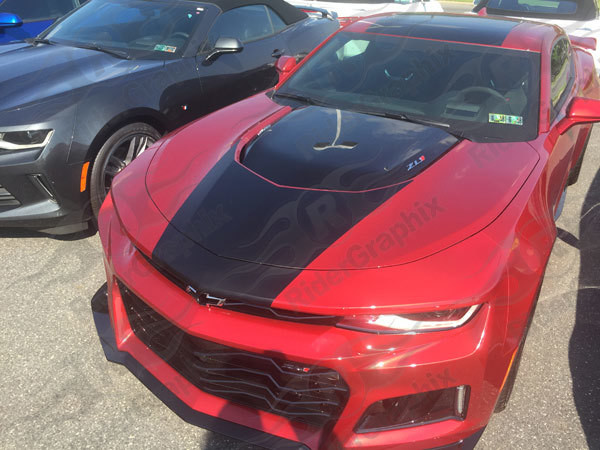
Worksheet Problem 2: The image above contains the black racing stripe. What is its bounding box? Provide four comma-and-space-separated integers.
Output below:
151, 108, 458, 300
152, 159, 411, 300
366, 15, 520, 47
163, 159, 408, 261
151, 228, 304, 303
152, 154, 409, 300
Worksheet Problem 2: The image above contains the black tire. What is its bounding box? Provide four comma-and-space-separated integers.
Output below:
567, 130, 591, 186
90, 122, 161, 217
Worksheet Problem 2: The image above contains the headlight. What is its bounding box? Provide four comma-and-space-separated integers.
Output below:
337, 305, 481, 334
0, 129, 54, 150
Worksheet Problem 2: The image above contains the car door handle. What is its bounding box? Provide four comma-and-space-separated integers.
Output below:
272, 49, 284, 58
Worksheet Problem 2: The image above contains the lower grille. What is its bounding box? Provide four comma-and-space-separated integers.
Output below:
0, 184, 20, 207
120, 281, 350, 427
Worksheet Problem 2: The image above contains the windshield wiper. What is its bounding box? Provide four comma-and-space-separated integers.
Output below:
273, 94, 469, 139
71, 43, 130, 59
350, 108, 468, 139
273, 91, 329, 107
357, 109, 450, 128
26, 37, 54, 46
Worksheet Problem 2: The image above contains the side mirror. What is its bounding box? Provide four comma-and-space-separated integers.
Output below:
275, 55, 296, 76
205, 37, 243, 63
557, 97, 600, 134
0, 12, 23, 28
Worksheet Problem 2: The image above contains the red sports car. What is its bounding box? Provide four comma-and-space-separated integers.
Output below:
93, 13, 600, 449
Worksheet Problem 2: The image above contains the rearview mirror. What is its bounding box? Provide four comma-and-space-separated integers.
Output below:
205, 37, 243, 63
0, 12, 23, 28
275, 55, 296, 76
557, 97, 600, 134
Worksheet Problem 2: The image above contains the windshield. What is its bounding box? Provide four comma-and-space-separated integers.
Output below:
483, 0, 597, 21
277, 32, 540, 142
44, 0, 207, 58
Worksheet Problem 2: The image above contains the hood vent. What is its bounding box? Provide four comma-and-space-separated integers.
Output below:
241, 106, 458, 191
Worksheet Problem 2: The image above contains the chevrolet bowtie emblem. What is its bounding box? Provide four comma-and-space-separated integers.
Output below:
185, 286, 227, 307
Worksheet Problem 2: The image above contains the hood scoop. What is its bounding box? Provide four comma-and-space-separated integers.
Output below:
241, 106, 458, 191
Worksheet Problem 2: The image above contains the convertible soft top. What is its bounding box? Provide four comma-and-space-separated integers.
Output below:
201, 0, 308, 23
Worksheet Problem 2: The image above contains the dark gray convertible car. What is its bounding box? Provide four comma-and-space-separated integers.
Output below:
0, 0, 338, 233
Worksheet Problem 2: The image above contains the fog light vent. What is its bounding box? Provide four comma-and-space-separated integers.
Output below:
355, 385, 470, 433
0, 184, 20, 207
29, 174, 56, 201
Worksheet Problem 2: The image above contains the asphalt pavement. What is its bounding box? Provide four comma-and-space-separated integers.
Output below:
2, 5, 600, 449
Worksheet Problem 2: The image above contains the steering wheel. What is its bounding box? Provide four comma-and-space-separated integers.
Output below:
384, 68, 414, 82
169, 32, 190, 41
456, 86, 505, 102
448, 86, 507, 121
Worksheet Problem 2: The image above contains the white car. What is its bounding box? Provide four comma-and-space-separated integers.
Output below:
474, 0, 600, 69
292, 0, 443, 24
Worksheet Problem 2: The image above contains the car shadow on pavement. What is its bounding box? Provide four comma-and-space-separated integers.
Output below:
568, 167, 600, 448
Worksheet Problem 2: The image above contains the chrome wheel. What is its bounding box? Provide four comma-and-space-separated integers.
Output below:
100, 133, 155, 195
90, 122, 161, 218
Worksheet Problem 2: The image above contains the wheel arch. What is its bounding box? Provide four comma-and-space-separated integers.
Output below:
84, 108, 169, 166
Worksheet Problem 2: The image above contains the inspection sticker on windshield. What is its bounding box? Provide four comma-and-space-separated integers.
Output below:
154, 44, 177, 53
489, 113, 523, 126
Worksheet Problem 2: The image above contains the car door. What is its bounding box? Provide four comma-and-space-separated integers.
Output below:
126, 1, 212, 129
546, 37, 581, 215
0, 0, 78, 44
195, 4, 289, 116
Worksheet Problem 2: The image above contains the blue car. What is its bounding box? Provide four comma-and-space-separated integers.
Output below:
0, 0, 83, 44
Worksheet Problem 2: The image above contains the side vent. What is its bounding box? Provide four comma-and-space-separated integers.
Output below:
0, 184, 20, 207
29, 174, 56, 201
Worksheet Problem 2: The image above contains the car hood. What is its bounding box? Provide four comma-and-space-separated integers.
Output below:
0, 43, 161, 111
145, 94, 540, 271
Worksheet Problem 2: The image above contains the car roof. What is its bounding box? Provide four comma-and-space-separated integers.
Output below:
344, 13, 561, 52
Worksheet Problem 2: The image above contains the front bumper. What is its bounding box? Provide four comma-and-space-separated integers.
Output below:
0, 151, 91, 230
91, 284, 310, 449
92, 284, 486, 450
95, 197, 514, 450
0, 101, 92, 230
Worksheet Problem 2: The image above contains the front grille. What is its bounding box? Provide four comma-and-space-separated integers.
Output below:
120, 281, 350, 427
139, 250, 340, 326
0, 184, 20, 207
204, 300, 339, 325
